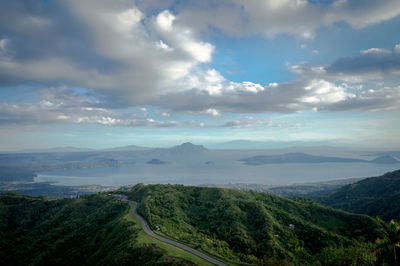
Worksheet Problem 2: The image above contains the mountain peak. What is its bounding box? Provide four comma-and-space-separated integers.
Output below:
180, 142, 198, 147
176, 142, 206, 148
370, 155, 400, 164
169, 142, 208, 153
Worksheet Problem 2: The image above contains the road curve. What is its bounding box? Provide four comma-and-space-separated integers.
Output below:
119, 195, 228, 266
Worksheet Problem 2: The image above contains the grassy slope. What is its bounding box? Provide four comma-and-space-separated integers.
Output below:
123, 204, 213, 266
127, 184, 380, 265
0, 193, 193, 265
317, 169, 400, 220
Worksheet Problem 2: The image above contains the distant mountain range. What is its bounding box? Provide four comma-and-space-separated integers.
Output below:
239, 152, 400, 165
101, 144, 151, 152
207, 139, 342, 149
10, 139, 353, 153
16, 144, 150, 153
364, 151, 400, 158
17, 146, 96, 153
1, 142, 211, 184
11, 143, 400, 166
13, 142, 206, 154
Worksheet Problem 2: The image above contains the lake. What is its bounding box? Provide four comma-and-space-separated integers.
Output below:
35, 161, 400, 186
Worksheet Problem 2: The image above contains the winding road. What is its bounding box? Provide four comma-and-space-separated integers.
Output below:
118, 195, 228, 266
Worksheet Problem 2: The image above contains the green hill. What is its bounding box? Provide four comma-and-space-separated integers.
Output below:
0, 193, 191, 265
317, 169, 400, 220
126, 184, 380, 265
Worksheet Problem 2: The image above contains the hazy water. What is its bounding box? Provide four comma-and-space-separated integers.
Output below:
35, 161, 400, 186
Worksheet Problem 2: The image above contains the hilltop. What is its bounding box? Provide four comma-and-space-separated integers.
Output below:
0, 193, 192, 265
151, 142, 208, 157
317, 169, 400, 220
126, 184, 380, 265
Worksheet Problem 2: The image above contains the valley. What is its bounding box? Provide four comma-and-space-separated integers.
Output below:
1, 144, 400, 265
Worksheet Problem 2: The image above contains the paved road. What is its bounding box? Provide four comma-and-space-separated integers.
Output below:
117, 195, 228, 266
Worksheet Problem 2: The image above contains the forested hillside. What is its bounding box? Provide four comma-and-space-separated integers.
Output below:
317, 169, 400, 220
0, 193, 191, 265
3, 176, 400, 265
126, 184, 381, 265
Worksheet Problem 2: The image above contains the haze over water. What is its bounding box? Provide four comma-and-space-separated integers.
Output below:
36, 162, 400, 187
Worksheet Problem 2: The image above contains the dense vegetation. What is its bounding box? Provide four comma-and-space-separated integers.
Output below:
126, 184, 382, 265
375, 217, 400, 265
0, 193, 191, 265
317, 169, 400, 220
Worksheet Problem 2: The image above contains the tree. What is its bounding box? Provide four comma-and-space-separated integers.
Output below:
375, 216, 400, 265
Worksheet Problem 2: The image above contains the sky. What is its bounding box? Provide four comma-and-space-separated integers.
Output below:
0, 0, 400, 150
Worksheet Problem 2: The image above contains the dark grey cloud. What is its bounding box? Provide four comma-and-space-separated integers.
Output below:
322, 86, 400, 112
0, 0, 216, 106
0, 87, 183, 127
152, 55, 400, 114
1, 0, 400, 94
152, 79, 350, 113
0, 0, 116, 72
155, 0, 400, 38
287, 46, 400, 88
327, 51, 400, 76
221, 116, 280, 128
1, 0, 400, 126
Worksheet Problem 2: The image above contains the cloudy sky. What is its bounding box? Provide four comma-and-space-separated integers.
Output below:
0, 0, 400, 150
